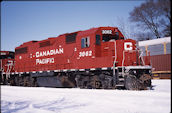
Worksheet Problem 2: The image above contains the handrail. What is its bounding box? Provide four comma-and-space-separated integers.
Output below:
113, 40, 117, 75
5, 60, 13, 79
122, 49, 147, 76
139, 50, 145, 65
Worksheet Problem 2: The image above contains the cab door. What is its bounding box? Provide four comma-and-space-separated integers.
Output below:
95, 35, 101, 57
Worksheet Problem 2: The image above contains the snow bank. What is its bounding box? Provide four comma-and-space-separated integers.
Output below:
1, 80, 171, 113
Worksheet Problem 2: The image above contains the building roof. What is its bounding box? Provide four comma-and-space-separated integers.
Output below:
138, 37, 171, 47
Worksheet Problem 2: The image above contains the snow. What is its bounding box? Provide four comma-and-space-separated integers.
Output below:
1, 79, 171, 113
138, 37, 171, 47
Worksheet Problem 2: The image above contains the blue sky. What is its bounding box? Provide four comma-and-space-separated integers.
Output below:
1, 1, 145, 51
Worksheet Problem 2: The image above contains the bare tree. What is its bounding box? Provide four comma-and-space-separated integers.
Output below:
116, 17, 154, 41
158, 0, 171, 37
133, 32, 153, 41
116, 17, 131, 39
129, 0, 171, 39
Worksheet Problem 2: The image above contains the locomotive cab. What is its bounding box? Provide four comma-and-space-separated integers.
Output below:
95, 27, 124, 57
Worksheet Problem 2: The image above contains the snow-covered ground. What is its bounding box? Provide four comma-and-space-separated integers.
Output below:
1, 79, 171, 113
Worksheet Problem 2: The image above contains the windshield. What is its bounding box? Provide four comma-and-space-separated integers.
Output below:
0, 55, 14, 59
102, 34, 119, 42
0, 52, 14, 59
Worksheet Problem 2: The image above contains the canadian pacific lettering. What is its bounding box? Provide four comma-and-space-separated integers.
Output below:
35, 48, 63, 65
36, 48, 63, 58
36, 58, 54, 65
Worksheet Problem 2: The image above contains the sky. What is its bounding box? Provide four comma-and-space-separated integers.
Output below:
1, 1, 145, 51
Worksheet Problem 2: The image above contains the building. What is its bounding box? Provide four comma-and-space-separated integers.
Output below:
139, 37, 171, 79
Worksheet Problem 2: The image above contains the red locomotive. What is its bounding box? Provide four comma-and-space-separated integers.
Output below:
9, 27, 152, 90
0, 51, 15, 84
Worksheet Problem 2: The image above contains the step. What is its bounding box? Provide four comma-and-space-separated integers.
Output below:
116, 84, 124, 87
118, 78, 124, 81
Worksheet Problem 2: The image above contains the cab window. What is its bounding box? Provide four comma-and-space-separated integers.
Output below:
15, 47, 28, 55
96, 35, 101, 45
81, 37, 90, 48
102, 32, 119, 42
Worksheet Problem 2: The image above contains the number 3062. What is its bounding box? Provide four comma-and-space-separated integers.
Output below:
79, 51, 92, 57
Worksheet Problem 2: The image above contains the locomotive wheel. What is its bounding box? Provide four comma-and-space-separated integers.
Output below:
60, 76, 75, 88
24, 76, 35, 87
33, 77, 39, 87
10, 79, 16, 86
9, 75, 16, 86
90, 75, 101, 89
139, 74, 152, 88
144, 79, 151, 87
24, 76, 30, 86
140, 79, 152, 90
124, 75, 141, 90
